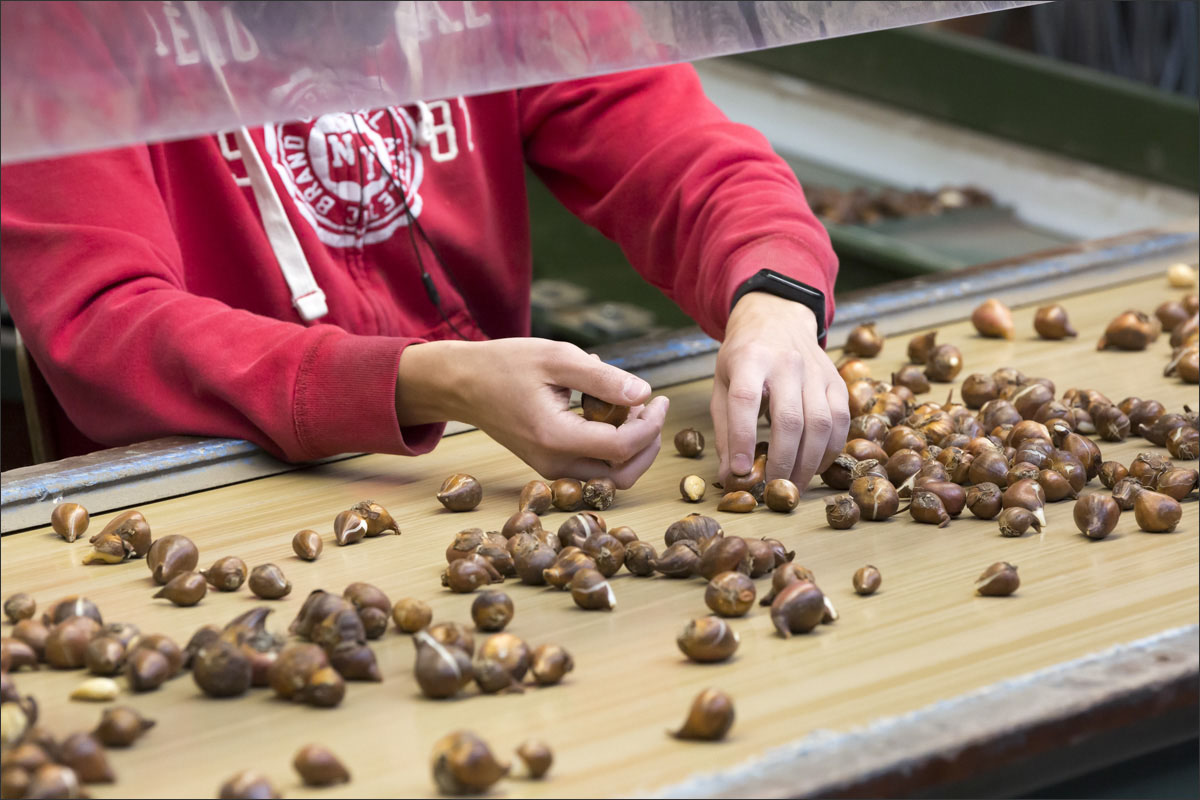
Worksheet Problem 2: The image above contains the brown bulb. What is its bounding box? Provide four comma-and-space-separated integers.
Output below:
907, 331, 938, 364
301, 666, 346, 708
825, 494, 860, 529
126, 648, 170, 692
1098, 460, 1129, 489
724, 450, 768, 500
580, 532, 625, 578
333, 509, 368, 546
93, 706, 155, 748
343, 582, 391, 635
1165, 343, 1200, 383
1097, 310, 1158, 350
293, 744, 350, 787
1133, 490, 1183, 533
972, 298, 1014, 339
437, 474, 483, 512
182, 625, 221, 669
698, 536, 750, 581
838, 358, 871, 383
1037, 468, 1077, 502
845, 322, 884, 357
1073, 495, 1120, 540
290, 590, 352, 639
413, 632, 473, 700
1166, 425, 1199, 459
83, 635, 125, 676
131, 632, 183, 676
582, 477, 617, 511
652, 541, 700, 578
1002, 478, 1047, 526
1155, 468, 1199, 501
25, 765, 84, 800
1092, 404, 1130, 442
679, 474, 707, 503
267, 643, 329, 700
530, 644, 574, 686
13, 619, 49, 661
623, 541, 658, 577
292, 530, 324, 561
45, 616, 101, 669
4, 593, 36, 624
96, 509, 152, 558
57, 732, 114, 783
431, 731, 510, 795
770, 580, 825, 637
218, 770, 279, 800
146, 534, 199, 585
311, 608, 366, 652
966, 482, 1003, 520
997, 507, 1042, 538
892, 364, 931, 395
671, 688, 735, 741
674, 428, 705, 458
676, 616, 739, 663
192, 641, 253, 698
581, 393, 630, 426
153, 571, 207, 607
569, 568, 616, 611
976, 562, 1020, 596
1033, 304, 1076, 339
51, 503, 90, 543
198, 556, 247, 592
471, 591, 514, 631
550, 478, 584, 511
350, 500, 400, 536
557, 511, 605, 549
514, 545, 557, 585
477, 633, 530, 683
2, 637, 39, 671
763, 478, 800, 512
663, 513, 724, 547
609, 525, 638, 545
328, 640, 382, 682
248, 564, 291, 599
392, 598, 433, 633
848, 477, 899, 520
500, 510, 542, 541
909, 488, 950, 527
853, 565, 882, 596
924, 344, 964, 382
543, 551, 597, 589
705, 572, 756, 617
518, 480, 553, 514
516, 740, 553, 779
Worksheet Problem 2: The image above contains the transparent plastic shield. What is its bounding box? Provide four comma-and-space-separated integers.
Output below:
1, 1, 1033, 164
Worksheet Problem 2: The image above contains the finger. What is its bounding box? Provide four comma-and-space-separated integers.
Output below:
765, 369, 805, 482
553, 397, 665, 464
724, 360, 767, 477
710, 387, 729, 480
606, 396, 669, 488
548, 343, 651, 406
821, 380, 851, 474
791, 378, 835, 491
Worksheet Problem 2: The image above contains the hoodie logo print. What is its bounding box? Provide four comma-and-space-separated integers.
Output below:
263, 108, 423, 247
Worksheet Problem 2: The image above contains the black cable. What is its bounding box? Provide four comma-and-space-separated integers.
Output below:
349, 112, 471, 340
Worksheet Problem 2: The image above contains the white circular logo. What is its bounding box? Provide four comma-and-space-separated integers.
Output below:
264, 107, 424, 247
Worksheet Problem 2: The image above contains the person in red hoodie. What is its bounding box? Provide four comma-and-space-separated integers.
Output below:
0, 1, 848, 491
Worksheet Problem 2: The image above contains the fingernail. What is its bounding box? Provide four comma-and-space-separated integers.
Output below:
623, 376, 649, 402
731, 454, 751, 475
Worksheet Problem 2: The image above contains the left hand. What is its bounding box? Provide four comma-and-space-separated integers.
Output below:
711, 292, 850, 492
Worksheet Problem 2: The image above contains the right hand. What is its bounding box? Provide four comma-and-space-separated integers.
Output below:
397, 338, 669, 488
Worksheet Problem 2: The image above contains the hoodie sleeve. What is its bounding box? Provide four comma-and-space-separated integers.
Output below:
519, 63, 837, 341
0, 146, 443, 462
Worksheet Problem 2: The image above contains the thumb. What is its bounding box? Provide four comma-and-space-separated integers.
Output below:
548, 345, 651, 406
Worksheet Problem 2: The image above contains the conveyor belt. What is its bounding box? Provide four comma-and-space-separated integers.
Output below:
1, 255, 1196, 797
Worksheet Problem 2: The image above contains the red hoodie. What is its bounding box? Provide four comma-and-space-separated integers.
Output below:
1, 6, 837, 464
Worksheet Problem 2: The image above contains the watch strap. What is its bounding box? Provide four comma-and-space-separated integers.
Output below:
730, 269, 827, 340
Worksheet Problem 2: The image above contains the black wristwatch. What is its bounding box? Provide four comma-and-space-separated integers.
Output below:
730, 269, 827, 340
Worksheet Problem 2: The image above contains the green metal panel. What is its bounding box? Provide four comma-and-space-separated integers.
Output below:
734, 27, 1199, 191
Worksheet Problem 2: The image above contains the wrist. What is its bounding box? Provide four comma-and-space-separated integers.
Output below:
729, 292, 819, 339
396, 341, 473, 426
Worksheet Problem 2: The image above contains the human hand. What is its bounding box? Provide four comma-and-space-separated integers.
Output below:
398, 338, 668, 488
711, 293, 850, 492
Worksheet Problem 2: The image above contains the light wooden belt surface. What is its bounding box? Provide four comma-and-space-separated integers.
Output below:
2, 274, 1197, 798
